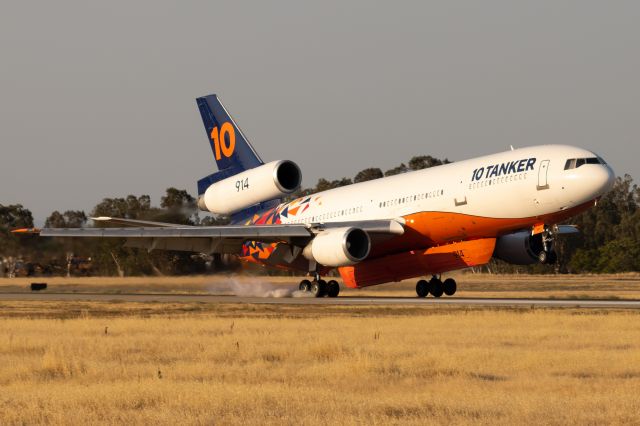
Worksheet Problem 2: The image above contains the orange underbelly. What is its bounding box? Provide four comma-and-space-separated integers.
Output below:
339, 238, 497, 288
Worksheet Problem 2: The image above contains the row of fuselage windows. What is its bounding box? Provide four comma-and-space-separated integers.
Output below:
378, 189, 444, 209
468, 172, 529, 190
288, 206, 365, 224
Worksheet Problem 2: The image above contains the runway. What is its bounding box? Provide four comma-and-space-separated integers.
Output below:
1, 292, 639, 308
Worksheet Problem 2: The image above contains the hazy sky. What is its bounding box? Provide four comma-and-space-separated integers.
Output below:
1, 1, 638, 223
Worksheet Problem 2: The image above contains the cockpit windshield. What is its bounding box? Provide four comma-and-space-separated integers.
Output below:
564, 157, 605, 170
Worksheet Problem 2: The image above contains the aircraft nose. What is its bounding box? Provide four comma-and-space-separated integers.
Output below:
593, 164, 616, 196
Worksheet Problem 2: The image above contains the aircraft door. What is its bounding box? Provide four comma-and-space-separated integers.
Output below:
454, 177, 467, 207
537, 160, 550, 190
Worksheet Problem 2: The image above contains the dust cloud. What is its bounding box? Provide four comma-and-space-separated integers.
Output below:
208, 276, 313, 298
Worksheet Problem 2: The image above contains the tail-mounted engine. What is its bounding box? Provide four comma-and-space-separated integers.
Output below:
198, 160, 302, 215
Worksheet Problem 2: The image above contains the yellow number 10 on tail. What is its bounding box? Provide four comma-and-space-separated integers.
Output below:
211, 122, 236, 160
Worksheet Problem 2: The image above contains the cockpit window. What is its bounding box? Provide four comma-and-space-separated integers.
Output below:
564, 157, 603, 170
564, 159, 576, 170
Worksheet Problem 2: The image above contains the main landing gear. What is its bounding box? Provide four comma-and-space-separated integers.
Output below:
299, 277, 340, 298
416, 276, 457, 298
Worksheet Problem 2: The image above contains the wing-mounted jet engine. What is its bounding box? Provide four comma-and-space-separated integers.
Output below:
493, 225, 579, 265
302, 227, 371, 267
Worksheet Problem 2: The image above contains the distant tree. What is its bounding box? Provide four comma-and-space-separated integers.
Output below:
88, 195, 156, 275
161, 188, 196, 210
91, 195, 152, 220
566, 175, 638, 272
408, 155, 451, 170
354, 168, 383, 183
45, 210, 87, 228
156, 188, 198, 225
0, 204, 35, 256
0, 204, 34, 229
44, 211, 65, 229
315, 178, 352, 192
596, 238, 640, 272
200, 215, 231, 226
384, 163, 409, 176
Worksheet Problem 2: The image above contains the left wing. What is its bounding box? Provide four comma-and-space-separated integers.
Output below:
41, 224, 314, 254
33, 218, 405, 255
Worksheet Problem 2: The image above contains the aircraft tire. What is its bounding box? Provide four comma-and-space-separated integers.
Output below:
311, 280, 327, 298
299, 279, 311, 292
443, 278, 457, 296
416, 280, 429, 298
327, 280, 340, 297
430, 278, 444, 298
538, 251, 548, 264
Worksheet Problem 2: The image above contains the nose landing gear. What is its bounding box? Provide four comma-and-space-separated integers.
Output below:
537, 226, 559, 265
416, 276, 457, 298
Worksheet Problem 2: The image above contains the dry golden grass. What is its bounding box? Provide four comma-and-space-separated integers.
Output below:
1, 304, 640, 425
1, 273, 639, 300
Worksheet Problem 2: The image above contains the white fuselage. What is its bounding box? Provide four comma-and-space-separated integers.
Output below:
276, 145, 614, 229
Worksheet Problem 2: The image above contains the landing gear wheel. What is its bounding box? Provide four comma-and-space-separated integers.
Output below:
299, 279, 311, 292
416, 280, 429, 298
547, 250, 558, 264
327, 280, 340, 298
443, 278, 457, 296
538, 251, 548, 264
430, 278, 444, 298
311, 280, 327, 298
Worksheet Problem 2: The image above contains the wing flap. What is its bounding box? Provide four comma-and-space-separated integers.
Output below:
123, 237, 244, 254
91, 217, 183, 228
322, 219, 404, 235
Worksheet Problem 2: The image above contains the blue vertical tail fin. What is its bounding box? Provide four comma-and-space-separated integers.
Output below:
196, 94, 264, 195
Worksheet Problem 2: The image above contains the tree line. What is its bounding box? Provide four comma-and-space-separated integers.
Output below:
0, 155, 638, 276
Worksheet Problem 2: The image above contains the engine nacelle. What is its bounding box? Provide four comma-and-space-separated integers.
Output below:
199, 160, 301, 215
303, 227, 371, 267
493, 231, 544, 265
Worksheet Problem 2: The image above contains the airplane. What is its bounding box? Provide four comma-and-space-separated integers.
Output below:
31, 94, 616, 298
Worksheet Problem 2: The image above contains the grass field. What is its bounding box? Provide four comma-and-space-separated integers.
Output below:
1, 274, 640, 424
1, 301, 640, 424
1, 272, 639, 299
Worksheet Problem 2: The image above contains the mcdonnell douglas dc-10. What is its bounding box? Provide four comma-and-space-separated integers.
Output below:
28, 94, 616, 297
